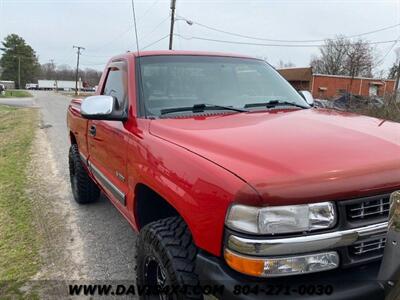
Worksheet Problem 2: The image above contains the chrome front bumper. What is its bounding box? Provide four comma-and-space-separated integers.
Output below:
227, 222, 388, 256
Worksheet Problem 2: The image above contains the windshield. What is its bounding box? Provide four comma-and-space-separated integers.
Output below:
137, 55, 309, 117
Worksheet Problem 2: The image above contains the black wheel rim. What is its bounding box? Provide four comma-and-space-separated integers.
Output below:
143, 255, 170, 300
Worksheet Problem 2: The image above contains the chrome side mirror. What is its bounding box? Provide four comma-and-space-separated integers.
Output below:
299, 90, 314, 106
80, 95, 126, 121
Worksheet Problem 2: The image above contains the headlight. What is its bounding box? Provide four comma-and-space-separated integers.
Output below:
226, 202, 336, 235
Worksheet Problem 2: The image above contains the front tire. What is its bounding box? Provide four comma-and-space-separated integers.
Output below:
68, 144, 100, 204
136, 217, 202, 300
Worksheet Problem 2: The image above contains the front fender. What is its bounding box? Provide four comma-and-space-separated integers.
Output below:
127, 130, 257, 256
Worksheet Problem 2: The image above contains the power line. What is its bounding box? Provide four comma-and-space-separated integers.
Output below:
141, 34, 170, 50
137, 0, 161, 21
81, 53, 111, 58
80, 62, 107, 66
177, 15, 400, 43
87, 25, 132, 53
84, 0, 162, 54
175, 34, 399, 48
375, 36, 400, 66
81, 16, 168, 57
140, 15, 170, 41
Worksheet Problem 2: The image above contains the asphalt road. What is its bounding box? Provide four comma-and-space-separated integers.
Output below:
32, 90, 137, 281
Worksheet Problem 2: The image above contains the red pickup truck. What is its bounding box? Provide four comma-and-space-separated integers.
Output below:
67, 51, 400, 299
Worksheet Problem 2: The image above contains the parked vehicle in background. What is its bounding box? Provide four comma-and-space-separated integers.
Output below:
313, 98, 335, 109
67, 51, 400, 300
0, 80, 15, 89
333, 93, 384, 110
81, 87, 96, 92
38, 80, 82, 91
0, 84, 5, 95
25, 83, 38, 90
314, 93, 385, 110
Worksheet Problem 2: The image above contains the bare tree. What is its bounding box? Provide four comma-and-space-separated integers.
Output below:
344, 40, 374, 78
81, 68, 102, 87
278, 60, 295, 68
37, 64, 102, 87
388, 47, 400, 81
310, 36, 349, 75
310, 35, 375, 78
39, 62, 57, 80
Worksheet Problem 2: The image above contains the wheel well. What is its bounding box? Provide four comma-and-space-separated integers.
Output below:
135, 184, 179, 229
70, 132, 77, 145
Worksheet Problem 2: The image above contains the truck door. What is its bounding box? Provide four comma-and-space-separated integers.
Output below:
87, 61, 129, 208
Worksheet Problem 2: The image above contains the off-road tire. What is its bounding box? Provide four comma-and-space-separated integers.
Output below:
68, 144, 100, 204
136, 217, 202, 300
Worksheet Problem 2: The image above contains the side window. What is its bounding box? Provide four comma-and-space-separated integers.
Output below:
102, 63, 127, 109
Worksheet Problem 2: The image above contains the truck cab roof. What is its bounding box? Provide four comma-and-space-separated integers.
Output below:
108, 50, 255, 62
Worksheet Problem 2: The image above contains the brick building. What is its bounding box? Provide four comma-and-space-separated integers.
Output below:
278, 67, 396, 99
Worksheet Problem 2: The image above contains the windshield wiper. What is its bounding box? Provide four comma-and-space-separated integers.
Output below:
160, 103, 248, 115
244, 100, 308, 109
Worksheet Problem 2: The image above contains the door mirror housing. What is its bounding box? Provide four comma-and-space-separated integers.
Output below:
299, 90, 314, 106
80, 95, 127, 121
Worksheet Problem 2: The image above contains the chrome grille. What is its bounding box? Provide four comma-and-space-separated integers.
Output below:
347, 196, 390, 220
349, 238, 386, 256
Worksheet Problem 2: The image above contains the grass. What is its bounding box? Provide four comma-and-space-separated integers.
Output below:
0, 90, 33, 98
0, 105, 40, 299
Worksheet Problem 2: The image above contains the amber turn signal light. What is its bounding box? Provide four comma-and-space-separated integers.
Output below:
224, 249, 265, 277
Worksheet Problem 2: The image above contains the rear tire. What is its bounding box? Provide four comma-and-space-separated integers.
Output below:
68, 144, 100, 204
136, 217, 202, 300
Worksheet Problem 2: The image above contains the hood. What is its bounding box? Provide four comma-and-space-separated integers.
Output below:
149, 109, 400, 205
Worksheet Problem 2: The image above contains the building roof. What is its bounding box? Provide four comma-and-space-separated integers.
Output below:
278, 67, 313, 82
313, 73, 395, 82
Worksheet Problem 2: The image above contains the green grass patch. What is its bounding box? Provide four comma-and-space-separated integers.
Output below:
0, 90, 33, 98
0, 105, 40, 298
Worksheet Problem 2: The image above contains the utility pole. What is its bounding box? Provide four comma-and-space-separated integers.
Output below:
17, 56, 21, 89
73, 45, 85, 95
395, 48, 400, 101
12, 55, 25, 89
50, 59, 58, 92
395, 60, 400, 94
168, 0, 176, 50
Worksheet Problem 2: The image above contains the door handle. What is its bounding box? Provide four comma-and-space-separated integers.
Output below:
89, 125, 96, 137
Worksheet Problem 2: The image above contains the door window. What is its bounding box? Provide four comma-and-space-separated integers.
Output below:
102, 62, 128, 109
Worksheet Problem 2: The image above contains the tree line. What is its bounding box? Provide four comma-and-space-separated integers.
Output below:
0, 33, 399, 89
0, 34, 102, 89
39, 62, 102, 87
310, 35, 399, 80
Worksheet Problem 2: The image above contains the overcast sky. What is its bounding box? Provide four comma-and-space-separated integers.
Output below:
1, 0, 399, 75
